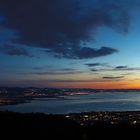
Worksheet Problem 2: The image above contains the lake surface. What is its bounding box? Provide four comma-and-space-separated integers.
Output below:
1, 92, 140, 114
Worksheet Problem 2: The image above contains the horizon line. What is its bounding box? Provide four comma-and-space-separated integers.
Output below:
1, 86, 140, 90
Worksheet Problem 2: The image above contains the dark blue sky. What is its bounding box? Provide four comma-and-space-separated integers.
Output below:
0, 0, 140, 88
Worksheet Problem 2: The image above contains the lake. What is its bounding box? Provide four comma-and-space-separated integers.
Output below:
1, 92, 140, 114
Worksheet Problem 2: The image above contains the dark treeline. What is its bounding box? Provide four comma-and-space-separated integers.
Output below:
0, 111, 139, 140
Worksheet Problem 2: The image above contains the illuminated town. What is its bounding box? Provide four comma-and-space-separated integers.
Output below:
64, 111, 140, 126
1, 87, 140, 129
1, 87, 140, 106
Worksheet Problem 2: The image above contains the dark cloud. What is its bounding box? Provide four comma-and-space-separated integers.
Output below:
0, 45, 31, 57
0, 0, 137, 59
115, 66, 128, 69
76, 47, 118, 59
25, 68, 83, 75
46, 79, 119, 83
90, 65, 140, 72
31, 67, 77, 72
90, 69, 99, 72
85, 62, 107, 67
50, 46, 118, 59
29, 71, 83, 75
103, 76, 124, 79
114, 66, 140, 71
57, 68, 77, 71
46, 79, 94, 83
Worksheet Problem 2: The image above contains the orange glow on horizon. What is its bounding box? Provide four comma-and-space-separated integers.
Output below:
47, 80, 140, 89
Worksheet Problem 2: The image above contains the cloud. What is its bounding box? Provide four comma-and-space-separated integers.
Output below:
0, 44, 31, 57
24, 68, 83, 75
90, 65, 140, 72
90, 69, 99, 72
31, 67, 77, 72
50, 46, 118, 59
1, 78, 116, 87
31, 71, 82, 75
0, 0, 137, 59
103, 76, 124, 79
114, 66, 140, 71
46, 79, 120, 83
47, 79, 95, 83
19, 79, 125, 84
115, 66, 128, 69
121, 73, 132, 76
85, 62, 108, 67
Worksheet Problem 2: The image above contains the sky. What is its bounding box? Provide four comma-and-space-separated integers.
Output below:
0, 0, 140, 89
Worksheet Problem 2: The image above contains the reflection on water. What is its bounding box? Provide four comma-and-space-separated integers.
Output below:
0, 92, 140, 114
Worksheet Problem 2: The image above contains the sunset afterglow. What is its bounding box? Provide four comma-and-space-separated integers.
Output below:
0, 0, 140, 89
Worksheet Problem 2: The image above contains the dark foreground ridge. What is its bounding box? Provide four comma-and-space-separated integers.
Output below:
0, 111, 140, 140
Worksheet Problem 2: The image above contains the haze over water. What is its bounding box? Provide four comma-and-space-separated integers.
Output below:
1, 92, 140, 114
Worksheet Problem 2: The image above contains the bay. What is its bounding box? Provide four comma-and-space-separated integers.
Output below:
0, 92, 140, 114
